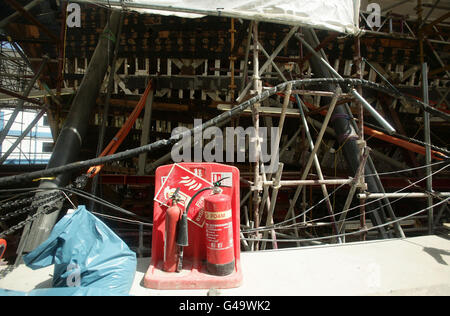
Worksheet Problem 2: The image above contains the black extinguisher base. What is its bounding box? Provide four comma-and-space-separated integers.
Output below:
207, 259, 235, 276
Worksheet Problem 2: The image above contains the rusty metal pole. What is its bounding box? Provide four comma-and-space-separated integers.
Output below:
241, 21, 253, 94
56, 1, 68, 97
422, 63, 433, 234
354, 33, 368, 241
229, 18, 236, 101
337, 147, 370, 239
251, 21, 263, 250
417, 0, 434, 234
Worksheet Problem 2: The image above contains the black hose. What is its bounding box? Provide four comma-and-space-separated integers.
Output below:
176, 186, 214, 248
0, 78, 447, 187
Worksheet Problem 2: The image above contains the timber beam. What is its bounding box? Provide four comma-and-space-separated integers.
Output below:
3, 0, 59, 43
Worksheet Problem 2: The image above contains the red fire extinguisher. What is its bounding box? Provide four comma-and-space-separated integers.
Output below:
176, 177, 233, 275
163, 189, 182, 272
204, 191, 235, 276
0, 239, 6, 260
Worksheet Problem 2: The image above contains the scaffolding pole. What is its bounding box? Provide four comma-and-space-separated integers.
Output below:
250, 21, 262, 250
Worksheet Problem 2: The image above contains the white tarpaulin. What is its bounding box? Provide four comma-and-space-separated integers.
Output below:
78, 0, 361, 34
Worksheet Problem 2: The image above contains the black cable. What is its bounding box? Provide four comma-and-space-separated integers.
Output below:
241, 196, 450, 244
0, 185, 152, 224
242, 162, 450, 234
54, 187, 152, 223
0, 78, 448, 187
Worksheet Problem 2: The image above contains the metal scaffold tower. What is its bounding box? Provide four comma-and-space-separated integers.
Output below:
0, 1, 448, 269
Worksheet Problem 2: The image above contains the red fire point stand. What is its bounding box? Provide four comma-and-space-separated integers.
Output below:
144, 163, 243, 290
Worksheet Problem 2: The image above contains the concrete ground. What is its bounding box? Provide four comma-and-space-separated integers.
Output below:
1, 235, 449, 296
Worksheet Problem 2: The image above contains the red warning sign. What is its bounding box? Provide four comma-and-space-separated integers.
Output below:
154, 164, 213, 227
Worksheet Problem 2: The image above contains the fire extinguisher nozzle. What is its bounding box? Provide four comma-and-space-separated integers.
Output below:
176, 213, 189, 247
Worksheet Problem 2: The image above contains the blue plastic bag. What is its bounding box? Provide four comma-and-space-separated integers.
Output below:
21, 205, 137, 296
0, 287, 117, 296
